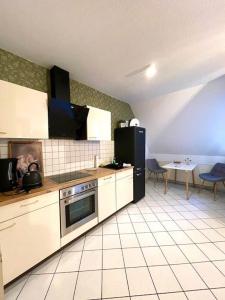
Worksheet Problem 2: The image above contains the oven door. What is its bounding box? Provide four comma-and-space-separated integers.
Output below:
60, 189, 97, 237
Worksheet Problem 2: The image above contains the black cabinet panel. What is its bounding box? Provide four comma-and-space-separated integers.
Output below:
134, 170, 145, 202
50, 66, 70, 101
115, 127, 145, 168
115, 127, 134, 164
134, 128, 145, 169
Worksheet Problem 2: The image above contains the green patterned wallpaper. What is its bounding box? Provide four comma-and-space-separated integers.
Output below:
0, 48, 134, 138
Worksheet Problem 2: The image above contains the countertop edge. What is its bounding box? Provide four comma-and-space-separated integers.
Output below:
0, 167, 133, 207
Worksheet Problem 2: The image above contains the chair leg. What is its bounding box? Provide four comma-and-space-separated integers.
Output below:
223, 181, 225, 189
198, 180, 204, 193
213, 182, 217, 201
162, 173, 167, 189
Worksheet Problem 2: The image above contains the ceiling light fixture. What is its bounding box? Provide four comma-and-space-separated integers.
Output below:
145, 63, 157, 79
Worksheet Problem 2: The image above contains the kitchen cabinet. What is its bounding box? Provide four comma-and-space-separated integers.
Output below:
86, 105, 111, 140
98, 174, 116, 222
0, 191, 60, 284
0, 80, 48, 139
116, 169, 133, 210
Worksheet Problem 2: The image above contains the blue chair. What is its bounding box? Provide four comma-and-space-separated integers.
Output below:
146, 159, 167, 183
199, 163, 225, 200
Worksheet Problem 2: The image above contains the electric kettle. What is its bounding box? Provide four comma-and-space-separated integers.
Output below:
22, 162, 42, 192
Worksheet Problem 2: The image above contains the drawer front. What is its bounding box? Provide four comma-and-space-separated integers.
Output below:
98, 174, 115, 187
116, 169, 133, 180
0, 191, 59, 223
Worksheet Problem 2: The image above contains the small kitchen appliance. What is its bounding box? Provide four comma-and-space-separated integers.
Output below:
129, 118, 140, 127
0, 158, 18, 192
22, 162, 42, 192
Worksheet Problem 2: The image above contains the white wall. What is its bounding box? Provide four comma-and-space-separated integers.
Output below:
131, 76, 225, 186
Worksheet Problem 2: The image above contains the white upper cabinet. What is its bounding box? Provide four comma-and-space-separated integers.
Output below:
86, 105, 111, 140
0, 80, 49, 139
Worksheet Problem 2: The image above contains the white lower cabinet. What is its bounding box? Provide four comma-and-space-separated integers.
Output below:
98, 174, 116, 222
116, 169, 133, 210
0, 193, 60, 285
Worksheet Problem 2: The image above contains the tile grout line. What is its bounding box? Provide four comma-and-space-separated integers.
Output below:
150, 189, 225, 282
133, 203, 188, 299
43, 250, 64, 300
125, 210, 161, 299
15, 272, 32, 300
14, 260, 225, 274
115, 213, 132, 300
72, 235, 87, 300
148, 182, 225, 298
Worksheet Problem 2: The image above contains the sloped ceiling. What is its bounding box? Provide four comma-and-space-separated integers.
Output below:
0, 0, 225, 103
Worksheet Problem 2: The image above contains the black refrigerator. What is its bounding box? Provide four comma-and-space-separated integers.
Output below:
115, 127, 145, 203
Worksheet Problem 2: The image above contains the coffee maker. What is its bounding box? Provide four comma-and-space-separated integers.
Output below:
0, 158, 18, 192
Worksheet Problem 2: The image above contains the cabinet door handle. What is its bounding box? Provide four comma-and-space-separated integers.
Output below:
104, 176, 112, 180
136, 173, 141, 176
0, 132, 7, 135
20, 200, 39, 207
0, 223, 16, 232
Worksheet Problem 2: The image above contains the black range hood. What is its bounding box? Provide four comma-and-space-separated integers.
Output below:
50, 66, 70, 101
48, 66, 89, 140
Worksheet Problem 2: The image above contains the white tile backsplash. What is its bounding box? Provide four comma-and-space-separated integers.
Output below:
0, 139, 114, 176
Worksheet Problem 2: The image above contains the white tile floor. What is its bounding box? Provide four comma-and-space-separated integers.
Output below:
4, 180, 225, 300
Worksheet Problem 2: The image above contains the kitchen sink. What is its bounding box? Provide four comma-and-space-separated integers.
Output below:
102, 163, 124, 170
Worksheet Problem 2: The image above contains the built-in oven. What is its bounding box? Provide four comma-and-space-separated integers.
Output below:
60, 180, 98, 237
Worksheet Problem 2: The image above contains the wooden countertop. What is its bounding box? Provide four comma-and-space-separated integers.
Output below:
0, 167, 133, 207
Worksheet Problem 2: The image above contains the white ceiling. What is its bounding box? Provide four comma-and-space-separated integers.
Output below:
1, 0, 225, 103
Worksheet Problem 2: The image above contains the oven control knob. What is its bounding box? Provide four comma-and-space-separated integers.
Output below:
85, 185, 88, 189
68, 190, 72, 195
63, 192, 66, 197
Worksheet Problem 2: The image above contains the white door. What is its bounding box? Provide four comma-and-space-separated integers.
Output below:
0, 202, 60, 284
98, 175, 116, 222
